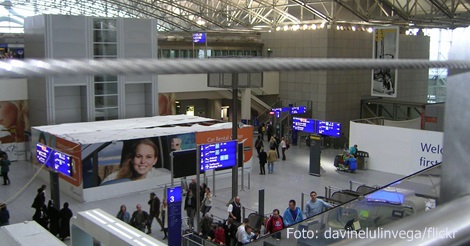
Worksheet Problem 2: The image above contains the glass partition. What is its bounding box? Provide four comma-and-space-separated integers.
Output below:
249, 164, 440, 245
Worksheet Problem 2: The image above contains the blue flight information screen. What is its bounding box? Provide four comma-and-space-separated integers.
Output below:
290, 106, 307, 114
316, 120, 341, 137
293, 117, 316, 133
200, 140, 237, 171
36, 143, 53, 167
193, 33, 206, 43
36, 143, 73, 177
53, 150, 73, 177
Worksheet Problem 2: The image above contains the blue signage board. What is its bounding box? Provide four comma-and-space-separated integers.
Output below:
167, 186, 182, 246
193, 33, 206, 43
36, 144, 73, 177
36, 143, 53, 167
53, 150, 73, 177
290, 106, 307, 114
316, 120, 341, 137
293, 117, 316, 133
200, 140, 237, 171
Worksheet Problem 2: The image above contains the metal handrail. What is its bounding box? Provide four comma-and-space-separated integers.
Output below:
332, 195, 470, 245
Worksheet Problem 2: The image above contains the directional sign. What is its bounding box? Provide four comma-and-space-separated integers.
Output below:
293, 117, 316, 133
53, 150, 73, 177
200, 140, 237, 171
193, 33, 206, 43
36, 143, 53, 167
167, 187, 182, 246
290, 106, 307, 114
316, 120, 341, 137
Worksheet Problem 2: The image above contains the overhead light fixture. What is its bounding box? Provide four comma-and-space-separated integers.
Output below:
337, 25, 340, 30
320, 22, 326, 29
276, 26, 281, 31
283, 25, 289, 31
311, 24, 317, 30
352, 26, 356, 31
107, 224, 132, 239
340, 26, 344, 30
303, 24, 308, 30
367, 27, 373, 33
292, 24, 300, 31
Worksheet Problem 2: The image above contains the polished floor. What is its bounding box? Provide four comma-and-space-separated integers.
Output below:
0, 138, 404, 245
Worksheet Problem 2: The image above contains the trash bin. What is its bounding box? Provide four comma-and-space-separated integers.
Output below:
356, 151, 369, 170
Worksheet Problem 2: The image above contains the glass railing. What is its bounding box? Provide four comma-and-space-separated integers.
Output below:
249, 163, 441, 245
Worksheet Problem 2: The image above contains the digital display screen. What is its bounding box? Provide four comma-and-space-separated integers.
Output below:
53, 150, 73, 177
36, 143, 73, 177
293, 117, 316, 133
193, 33, 206, 43
200, 140, 237, 171
36, 143, 53, 167
316, 120, 341, 137
290, 106, 307, 114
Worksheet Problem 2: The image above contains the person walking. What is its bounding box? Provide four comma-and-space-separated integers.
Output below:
0, 203, 9, 226
258, 148, 267, 175
160, 200, 168, 239
130, 204, 149, 232
184, 190, 197, 229
280, 137, 287, 161
147, 192, 161, 234
47, 200, 60, 237
267, 147, 278, 174
201, 187, 213, 217
254, 135, 263, 156
59, 202, 73, 241
1, 153, 11, 185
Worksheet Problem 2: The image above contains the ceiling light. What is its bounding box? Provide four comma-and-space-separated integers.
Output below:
292, 25, 300, 31
311, 24, 317, 30
276, 26, 281, 31
303, 24, 308, 30
367, 27, 373, 33
320, 22, 326, 29
283, 25, 289, 31
337, 25, 340, 30
352, 26, 356, 31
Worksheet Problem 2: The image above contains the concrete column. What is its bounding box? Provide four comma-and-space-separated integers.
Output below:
240, 88, 251, 121
441, 30, 470, 204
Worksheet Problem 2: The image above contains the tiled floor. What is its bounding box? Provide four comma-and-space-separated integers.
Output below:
0, 139, 404, 244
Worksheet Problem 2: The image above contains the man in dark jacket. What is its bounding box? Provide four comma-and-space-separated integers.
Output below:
147, 192, 161, 234
131, 204, 149, 232
258, 148, 267, 175
59, 202, 73, 241
184, 190, 197, 230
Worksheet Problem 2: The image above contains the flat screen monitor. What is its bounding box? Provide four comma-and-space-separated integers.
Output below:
36, 143, 53, 167
172, 149, 200, 178
316, 120, 341, 137
293, 117, 316, 133
200, 140, 237, 171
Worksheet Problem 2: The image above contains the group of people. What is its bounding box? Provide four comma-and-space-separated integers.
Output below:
116, 192, 169, 239
184, 178, 213, 230
212, 192, 333, 245
30, 185, 73, 241
256, 132, 289, 174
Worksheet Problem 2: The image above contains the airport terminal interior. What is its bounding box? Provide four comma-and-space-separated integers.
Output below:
0, 0, 469, 245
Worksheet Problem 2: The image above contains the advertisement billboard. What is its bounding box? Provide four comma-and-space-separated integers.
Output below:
371, 26, 399, 98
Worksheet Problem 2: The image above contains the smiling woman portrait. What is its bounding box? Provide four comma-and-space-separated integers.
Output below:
101, 138, 160, 185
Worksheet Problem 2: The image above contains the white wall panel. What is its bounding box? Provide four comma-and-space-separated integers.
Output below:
0, 79, 28, 101
349, 121, 443, 176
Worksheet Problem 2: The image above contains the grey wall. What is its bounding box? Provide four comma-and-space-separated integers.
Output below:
261, 29, 430, 135
24, 16, 48, 126
25, 15, 158, 125
55, 86, 86, 124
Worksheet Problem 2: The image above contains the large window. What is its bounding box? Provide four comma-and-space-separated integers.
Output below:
93, 19, 118, 121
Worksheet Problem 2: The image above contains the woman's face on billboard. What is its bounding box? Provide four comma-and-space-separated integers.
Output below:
133, 143, 157, 176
